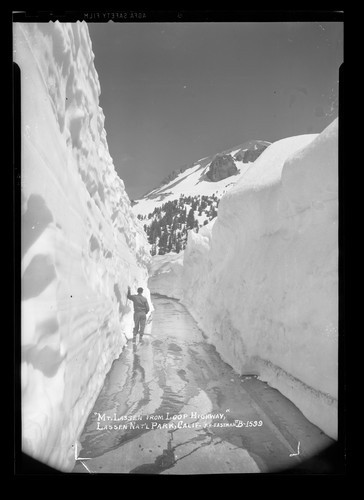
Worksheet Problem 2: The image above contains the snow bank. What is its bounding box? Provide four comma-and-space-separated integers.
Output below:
182, 122, 338, 439
14, 22, 151, 471
148, 252, 185, 299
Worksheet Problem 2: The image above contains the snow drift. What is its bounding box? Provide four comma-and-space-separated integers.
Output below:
181, 121, 338, 439
14, 22, 151, 471
148, 252, 184, 299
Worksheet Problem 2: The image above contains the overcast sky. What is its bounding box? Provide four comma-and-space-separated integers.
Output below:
87, 21, 343, 200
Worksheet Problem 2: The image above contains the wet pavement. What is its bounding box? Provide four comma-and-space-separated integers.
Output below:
73, 294, 334, 474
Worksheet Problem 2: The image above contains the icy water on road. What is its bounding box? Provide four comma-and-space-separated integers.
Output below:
73, 295, 334, 474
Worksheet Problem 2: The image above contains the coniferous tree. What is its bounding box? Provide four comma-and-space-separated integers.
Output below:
209, 206, 216, 219
187, 207, 195, 230
164, 207, 173, 227
180, 208, 187, 224
159, 230, 168, 252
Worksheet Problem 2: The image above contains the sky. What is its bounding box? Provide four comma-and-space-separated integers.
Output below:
87, 21, 343, 200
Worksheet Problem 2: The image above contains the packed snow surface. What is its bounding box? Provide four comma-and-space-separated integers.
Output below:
150, 122, 338, 439
15, 22, 151, 471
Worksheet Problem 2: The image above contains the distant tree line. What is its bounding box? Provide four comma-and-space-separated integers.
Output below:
137, 194, 220, 255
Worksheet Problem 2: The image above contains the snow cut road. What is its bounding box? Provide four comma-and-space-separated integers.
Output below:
73, 295, 333, 474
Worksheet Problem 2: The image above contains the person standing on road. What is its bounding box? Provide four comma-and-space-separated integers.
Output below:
127, 286, 150, 341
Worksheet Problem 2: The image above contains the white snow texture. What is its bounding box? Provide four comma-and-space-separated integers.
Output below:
15, 22, 151, 471
150, 121, 338, 439
148, 252, 184, 299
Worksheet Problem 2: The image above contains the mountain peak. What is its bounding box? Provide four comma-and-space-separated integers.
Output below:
137, 139, 271, 207
131, 138, 271, 256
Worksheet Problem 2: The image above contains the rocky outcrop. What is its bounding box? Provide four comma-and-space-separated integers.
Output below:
206, 154, 238, 181
234, 143, 269, 163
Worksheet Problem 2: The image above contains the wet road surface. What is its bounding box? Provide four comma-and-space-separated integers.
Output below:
73, 295, 334, 474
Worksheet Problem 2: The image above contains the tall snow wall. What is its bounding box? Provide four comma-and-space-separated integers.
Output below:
14, 22, 151, 471
182, 120, 338, 439
148, 252, 184, 299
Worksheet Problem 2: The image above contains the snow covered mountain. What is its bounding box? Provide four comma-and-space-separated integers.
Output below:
132, 140, 270, 255
14, 22, 151, 472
